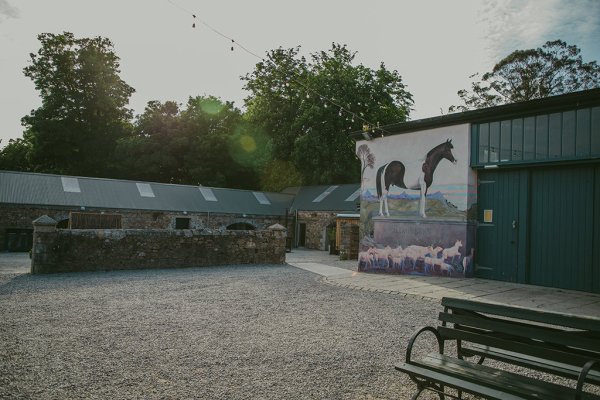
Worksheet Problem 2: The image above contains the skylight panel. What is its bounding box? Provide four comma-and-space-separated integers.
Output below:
199, 187, 218, 202
253, 192, 271, 205
312, 185, 339, 203
61, 177, 81, 193
345, 188, 361, 202
136, 183, 155, 198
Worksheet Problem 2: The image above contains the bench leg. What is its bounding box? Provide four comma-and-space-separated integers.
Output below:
413, 383, 446, 400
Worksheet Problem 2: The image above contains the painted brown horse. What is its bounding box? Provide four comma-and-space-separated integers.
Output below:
376, 139, 457, 218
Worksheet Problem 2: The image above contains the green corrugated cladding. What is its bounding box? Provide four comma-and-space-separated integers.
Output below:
471, 106, 600, 167
595, 165, 600, 293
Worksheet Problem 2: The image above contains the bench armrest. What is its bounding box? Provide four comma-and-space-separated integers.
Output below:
405, 326, 444, 363
575, 360, 600, 400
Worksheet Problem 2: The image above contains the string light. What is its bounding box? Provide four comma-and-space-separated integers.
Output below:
167, 0, 391, 136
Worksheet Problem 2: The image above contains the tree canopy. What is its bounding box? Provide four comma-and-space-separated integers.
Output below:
243, 43, 413, 190
450, 40, 600, 112
21, 32, 135, 176
114, 96, 264, 189
2, 36, 413, 192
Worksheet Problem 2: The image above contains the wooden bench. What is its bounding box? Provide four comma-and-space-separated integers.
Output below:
395, 297, 600, 399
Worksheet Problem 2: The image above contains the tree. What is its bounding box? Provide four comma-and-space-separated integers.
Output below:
114, 96, 263, 189
113, 100, 185, 183
243, 43, 412, 189
450, 40, 600, 112
21, 32, 135, 176
356, 144, 375, 183
0, 139, 33, 172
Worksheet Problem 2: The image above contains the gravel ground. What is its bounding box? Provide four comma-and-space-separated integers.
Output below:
1, 263, 445, 399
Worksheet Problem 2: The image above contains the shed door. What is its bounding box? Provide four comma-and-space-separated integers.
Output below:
476, 164, 600, 293
475, 170, 523, 282
529, 165, 597, 291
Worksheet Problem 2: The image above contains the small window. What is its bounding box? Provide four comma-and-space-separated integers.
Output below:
175, 218, 191, 229
226, 222, 255, 230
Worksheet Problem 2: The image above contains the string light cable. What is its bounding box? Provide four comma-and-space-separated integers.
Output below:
166, 0, 391, 137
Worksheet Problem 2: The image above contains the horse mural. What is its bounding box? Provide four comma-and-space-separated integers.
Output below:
376, 139, 457, 218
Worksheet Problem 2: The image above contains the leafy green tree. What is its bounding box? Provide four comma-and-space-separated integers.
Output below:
21, 32, 135, 176
180, 96, 249, 188
115, 96, 263, 189
0, 139, 33, 172
450, 40, 600, 111
243, 43, 412, 189
113, 100, 185, 183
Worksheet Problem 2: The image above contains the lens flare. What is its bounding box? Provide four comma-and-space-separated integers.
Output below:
240, 134, 256, 153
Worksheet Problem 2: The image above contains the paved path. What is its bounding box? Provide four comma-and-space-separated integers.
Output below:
286, 249, 600, 318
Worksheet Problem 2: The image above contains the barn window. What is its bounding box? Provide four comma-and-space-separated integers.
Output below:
226, 222, 255, 230
175, 218, 191, 229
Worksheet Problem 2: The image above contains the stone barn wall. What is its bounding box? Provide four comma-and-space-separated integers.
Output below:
296, 211, 338, 251
0, 204, 284, 251
31, 217, 287, 274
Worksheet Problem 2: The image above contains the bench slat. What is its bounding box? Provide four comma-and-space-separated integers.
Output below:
439, 311, 600, 353
438, 325, 598, 368
460, 343, 600, 384
397, 353, 600, 400
441, 297, 600, 332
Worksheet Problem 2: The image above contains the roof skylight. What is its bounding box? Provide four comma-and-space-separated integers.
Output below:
136, 183, 155, 198
312, 185, 339, 203
199, 187, 218, 202
61, 177, 81, 193
253, 192, 271, 205
345, 188, 361, 202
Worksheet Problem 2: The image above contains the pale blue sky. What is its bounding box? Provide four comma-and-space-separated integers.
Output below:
1, 0, 599, 146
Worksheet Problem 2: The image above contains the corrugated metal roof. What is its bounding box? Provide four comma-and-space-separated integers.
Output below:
289, 184, 360, 212
0, 171, 294, 216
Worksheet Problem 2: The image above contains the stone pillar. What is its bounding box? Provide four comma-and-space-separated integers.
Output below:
268, 224, 287, 264
31, 215, 58, 274
339, 224, 359, 260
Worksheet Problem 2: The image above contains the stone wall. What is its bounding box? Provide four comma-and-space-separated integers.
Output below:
296, 211, 338, 251
31, 217, 287, 274
0, 204, 284, 251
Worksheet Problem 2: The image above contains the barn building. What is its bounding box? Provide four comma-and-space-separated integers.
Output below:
0, 171, 359, 254
353, 88, 600, 294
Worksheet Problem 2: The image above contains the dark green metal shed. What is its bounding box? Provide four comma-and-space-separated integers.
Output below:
470, 90, 600, 293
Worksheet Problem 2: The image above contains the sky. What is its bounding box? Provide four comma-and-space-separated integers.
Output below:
1, 0, 599, 147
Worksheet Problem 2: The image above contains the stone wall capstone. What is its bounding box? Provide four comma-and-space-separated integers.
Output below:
31, 218, 286, 274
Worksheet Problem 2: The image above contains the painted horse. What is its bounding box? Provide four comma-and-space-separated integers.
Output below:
376, 139, 457, 218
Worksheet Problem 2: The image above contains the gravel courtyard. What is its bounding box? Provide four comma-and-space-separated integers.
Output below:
0, 262, 442, 399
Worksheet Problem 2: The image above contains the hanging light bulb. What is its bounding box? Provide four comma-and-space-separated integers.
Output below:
306, 93, 310, 99
192, 23, 196, 28
338, 109, 343, 117
324, 102, 328, 108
